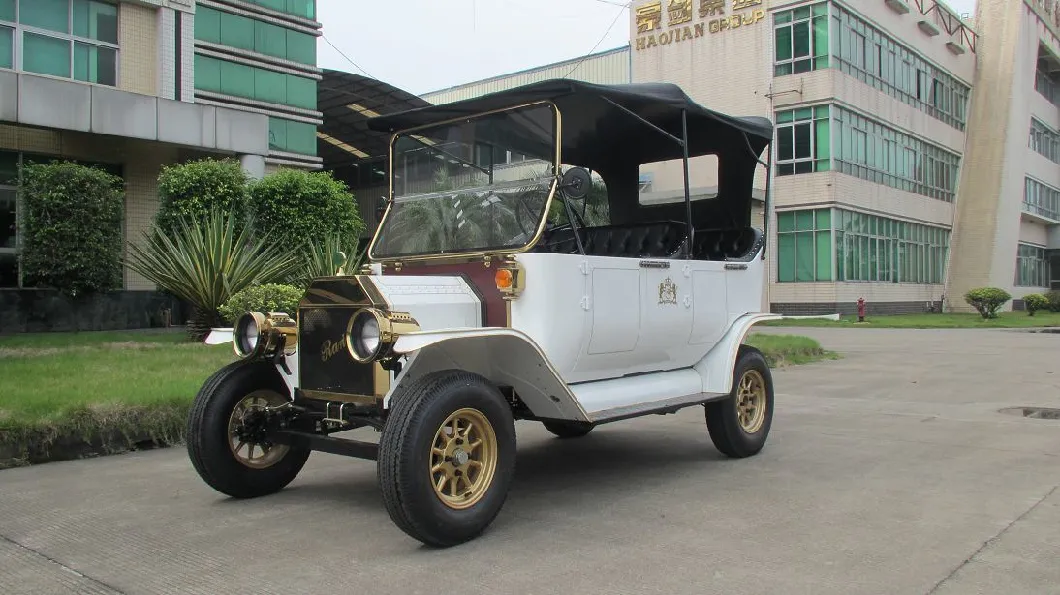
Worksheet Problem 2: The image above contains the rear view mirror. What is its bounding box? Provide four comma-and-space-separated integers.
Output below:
560, 167, 591, 201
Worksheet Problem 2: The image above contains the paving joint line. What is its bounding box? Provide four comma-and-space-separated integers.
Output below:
924, 484, 1060, 594
1, 533, 125, 594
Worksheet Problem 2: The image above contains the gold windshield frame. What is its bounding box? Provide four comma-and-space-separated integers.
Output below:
367, 101, 563, 265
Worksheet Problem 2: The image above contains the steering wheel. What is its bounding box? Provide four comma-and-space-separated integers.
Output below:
513, 190, 547, 238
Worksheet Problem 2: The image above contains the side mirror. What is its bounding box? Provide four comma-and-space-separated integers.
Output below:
560, 167, 591, 201
375, 195, 390, 221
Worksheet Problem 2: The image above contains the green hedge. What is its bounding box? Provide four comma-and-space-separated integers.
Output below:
155, 158, 250, 232
248, 169, 364, 254
19, 161, 125, 298
964, 287, 1011, 319
219, 283, 304, 324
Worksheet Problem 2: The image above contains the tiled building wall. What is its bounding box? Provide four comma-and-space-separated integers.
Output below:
119, 2, 160, 97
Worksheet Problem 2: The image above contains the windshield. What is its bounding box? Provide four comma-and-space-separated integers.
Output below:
371, 104, 557, 259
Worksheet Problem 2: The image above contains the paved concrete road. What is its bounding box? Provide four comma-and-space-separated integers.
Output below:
1, 328, 1058, 595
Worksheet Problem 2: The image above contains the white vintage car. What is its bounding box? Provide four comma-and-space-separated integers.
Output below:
187, 79, 779, 547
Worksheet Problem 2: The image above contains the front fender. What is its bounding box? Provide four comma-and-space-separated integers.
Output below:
694, 312, 782, 394
388, 328, 590, 422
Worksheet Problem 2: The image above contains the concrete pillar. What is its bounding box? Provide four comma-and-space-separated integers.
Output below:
240, 154, 266, 180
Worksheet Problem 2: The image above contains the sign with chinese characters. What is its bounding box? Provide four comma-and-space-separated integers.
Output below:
635, 0, 765, 51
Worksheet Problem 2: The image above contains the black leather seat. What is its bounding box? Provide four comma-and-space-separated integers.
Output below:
534, 221, 686, 257
691, 227, 762, 261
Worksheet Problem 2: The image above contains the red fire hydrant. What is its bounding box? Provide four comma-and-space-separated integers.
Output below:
857, 297, 866, 323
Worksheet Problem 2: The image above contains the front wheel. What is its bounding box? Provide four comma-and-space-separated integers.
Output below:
187, 360, 310, 498
704, 346, 774, 458
378, 370, 516, 547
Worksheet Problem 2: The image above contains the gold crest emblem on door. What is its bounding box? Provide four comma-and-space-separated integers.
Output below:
658, 277, 677, 305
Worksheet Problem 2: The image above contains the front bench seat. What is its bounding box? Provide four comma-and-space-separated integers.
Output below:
534, 221, 687, 258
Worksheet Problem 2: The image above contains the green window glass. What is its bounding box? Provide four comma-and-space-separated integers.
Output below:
195, 6, 221, 44
775, 26, 792, 63
73, 0, 118, 44
777, 233, 795, 282
286, 120, 317, 155
0, 26, 11, 69
21, 0, 70, 33
255, 20, 287, 57
775, 105, 830, 176
74, 42, 115, 85
287, 0, 315, 19
255, 67, 287, 105
773, 2, 828, 76
23, 32, 71, 77
286, 29, 316, 64
815, 231, 832, 281
286, 74, 315, 110
0, 0, 14, 22
194, 55, 222, 92
795, 232, 814, 281
776, 211, 794, 232
220, 60, 255, 98
268, 117, 288, 152
220, 10, 255, 51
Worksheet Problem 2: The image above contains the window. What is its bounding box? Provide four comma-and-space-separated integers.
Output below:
1015, 243, 1049, 287
195, 6, 317, 65
775, 105, 830, 176
834, 209, 949, 284
1036, 61, 1060, 108
1024, 177, 1060, 222
269, 117, 317, 155
195, 55, 317, 110
1029, 118, 1060, 164
5, 0, 118, 85
833, 105, 960, 202
241, 0, 315, 20
776, 208, 832, 282
801, 3, 972, 131
774, 3, 829, 76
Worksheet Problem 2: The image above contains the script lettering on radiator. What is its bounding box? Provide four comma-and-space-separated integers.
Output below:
321, 338, 345, 362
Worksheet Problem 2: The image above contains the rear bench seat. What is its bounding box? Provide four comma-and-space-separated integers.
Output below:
690, 227, 762, 261
535, 222, 762, 261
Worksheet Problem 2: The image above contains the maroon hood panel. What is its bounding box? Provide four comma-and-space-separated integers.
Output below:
385, 262, 507, 328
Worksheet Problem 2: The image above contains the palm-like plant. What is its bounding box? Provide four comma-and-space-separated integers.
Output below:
295, 233, 367, 285
126, 208, 296, 340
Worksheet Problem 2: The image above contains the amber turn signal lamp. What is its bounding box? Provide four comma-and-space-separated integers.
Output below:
495, 268, 514, 290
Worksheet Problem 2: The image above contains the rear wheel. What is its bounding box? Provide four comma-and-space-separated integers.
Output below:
704, 346, 774, 458
187, 361, 310, 498
542, 420, 594, 439
378, 370, 516, 547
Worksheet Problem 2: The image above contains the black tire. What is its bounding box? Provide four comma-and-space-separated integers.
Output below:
187, 360, 310, 499
704, 345, 774, 458
542, 420, 594, 439
378, 370, 516, 547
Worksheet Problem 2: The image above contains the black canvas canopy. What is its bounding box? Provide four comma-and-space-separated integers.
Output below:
366, 79, 772, 171
368, 79, 773, 231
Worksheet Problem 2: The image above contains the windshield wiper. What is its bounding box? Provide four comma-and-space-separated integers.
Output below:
405, 135, 492, 177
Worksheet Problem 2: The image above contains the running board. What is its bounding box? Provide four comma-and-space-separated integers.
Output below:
588, 392, 728, 425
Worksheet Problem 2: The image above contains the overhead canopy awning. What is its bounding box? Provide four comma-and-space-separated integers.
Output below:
316, 69, 431, 169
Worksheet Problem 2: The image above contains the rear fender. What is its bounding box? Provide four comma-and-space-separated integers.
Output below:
388, 329, 590, 423
694, 313, 782, 394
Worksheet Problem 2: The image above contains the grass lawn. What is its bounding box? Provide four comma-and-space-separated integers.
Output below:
763, 311, 1060, 329
0, 329, 833, 467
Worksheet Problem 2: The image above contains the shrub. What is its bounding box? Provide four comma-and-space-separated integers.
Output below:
19, 161, 124, 298
1046, 290, 1060, 313
125, 209, 296, 340
247, 169, 364, 255
219, 283, 304, 324
963, 287, 1011, 319
155, 158, 250, 232
1023, 293, 1049, 316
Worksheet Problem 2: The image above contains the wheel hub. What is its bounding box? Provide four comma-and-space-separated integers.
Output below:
228, 391, 290, 469
429, 408, 499, 510
736, 369, 767, 434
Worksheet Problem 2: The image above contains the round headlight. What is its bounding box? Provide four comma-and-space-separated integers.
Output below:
234, 312, 265, 358
346, 309, 385, 363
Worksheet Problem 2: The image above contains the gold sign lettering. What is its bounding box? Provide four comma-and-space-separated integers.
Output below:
636, 1, 663, 33
636, 3, 764, 51
668, 0, 693, 26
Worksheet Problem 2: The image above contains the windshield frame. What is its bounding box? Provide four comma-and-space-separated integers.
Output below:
367, 101, 562, 263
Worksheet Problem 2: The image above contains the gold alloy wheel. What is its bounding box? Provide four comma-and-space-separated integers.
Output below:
227, 391, 289, 469
736, 369, 767, 434
429, 408, 499, 510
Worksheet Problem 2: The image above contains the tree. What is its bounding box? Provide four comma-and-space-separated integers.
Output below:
963, 287, 1012, 320
155, 158, 250, 233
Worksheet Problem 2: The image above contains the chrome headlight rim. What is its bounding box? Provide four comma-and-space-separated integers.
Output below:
233, 312, 268, 359
346, 308, 389, 363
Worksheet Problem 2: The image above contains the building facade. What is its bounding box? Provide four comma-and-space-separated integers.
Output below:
417, 0, 1060, 314
0, 0, 321, 294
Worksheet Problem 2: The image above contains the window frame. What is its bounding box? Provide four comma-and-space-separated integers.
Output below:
1015, 242, 1050, 288
773, 2, 830, 76
2, 0, 120, 86
775, 105, 831, 177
